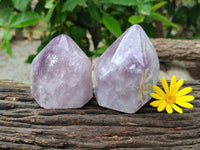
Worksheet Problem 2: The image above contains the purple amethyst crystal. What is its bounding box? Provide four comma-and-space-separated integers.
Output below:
94, 24, 160, 113
31, 34, 93, 109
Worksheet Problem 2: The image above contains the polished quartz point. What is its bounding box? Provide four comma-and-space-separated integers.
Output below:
31, 34, 93, 109
94, 24, 160, 113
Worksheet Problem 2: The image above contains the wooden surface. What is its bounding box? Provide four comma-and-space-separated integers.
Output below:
0, 79, 200, 149
151, 38, 200, 61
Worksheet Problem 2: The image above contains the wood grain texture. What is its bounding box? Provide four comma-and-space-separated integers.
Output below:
151, 38, 200, 61
0, 79, 200, 149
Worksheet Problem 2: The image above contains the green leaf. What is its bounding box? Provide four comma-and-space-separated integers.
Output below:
164, 1, 175, 16
0, 8, 13, 26
189, 4, 200, 21
194, 33, 200, 39
151, 1, 167, 11
95, 45, 108, 57
149, 12, 178, 28
173, 6, 187, 22
88, 1, 101, 23
142, 23, 155, 37
71, 26, 86, 39
34, 0, 46, 15
128, 15, 144, 24
102, 13, 122, 37
70, 26, 86, 47
138, 3, 152, 15
0, 0, 13, 7
2, 28, 12, 56
45, 4, 56, 23
84, 50, 94, 57
100, 0, 138, 6
9, 11, 40, 28
45, 0, 54, 8
12, 0, 30, 11
25, 54, 36, 63
62, 0, 87, 12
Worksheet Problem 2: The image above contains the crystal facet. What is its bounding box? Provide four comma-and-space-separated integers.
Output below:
31, 34, 93, 109
94, 24, 160, 113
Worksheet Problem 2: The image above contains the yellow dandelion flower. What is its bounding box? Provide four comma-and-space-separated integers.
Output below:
150, 76, 194, 114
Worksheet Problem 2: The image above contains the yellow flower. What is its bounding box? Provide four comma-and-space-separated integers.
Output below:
150, 76, 194, 114
138, 68, 152, 101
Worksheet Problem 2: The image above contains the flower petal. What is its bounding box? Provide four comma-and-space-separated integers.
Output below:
176, 95, 195, 102
166, 104, 173, 114
150, 100, 163, 107
170, 76, 176, 94
171, 104, 183, 113
176, 101, 193, 109
152, 85, 166, 97
150, 93, 163, 100
161, 77, 169, 94
157, 101, 167, 112
176, 87, 193, 97
174, 79, 184, 93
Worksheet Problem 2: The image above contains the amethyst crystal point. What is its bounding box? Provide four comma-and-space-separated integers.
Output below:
94, 24, 160, 113
31, 34, 93, 109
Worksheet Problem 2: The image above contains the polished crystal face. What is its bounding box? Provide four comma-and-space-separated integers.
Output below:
31, 34, 93, 109
94, 24, 160, 113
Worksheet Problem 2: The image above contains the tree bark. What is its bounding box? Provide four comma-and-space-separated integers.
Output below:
0, 79, 199, 149
151, 38, 200, 61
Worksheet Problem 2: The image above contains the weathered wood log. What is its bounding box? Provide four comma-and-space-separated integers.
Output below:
0, 79, 200, 149
151, 38, 200, 61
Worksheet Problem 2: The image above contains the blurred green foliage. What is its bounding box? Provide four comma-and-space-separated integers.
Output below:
0, 0, 40, 56
0, 0, 199, 63
165, 0, 200, 39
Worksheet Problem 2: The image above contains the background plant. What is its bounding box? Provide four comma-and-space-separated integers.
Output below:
0, 0, 199, 63
0, 0, 40, 56
165, 0, 200, 39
